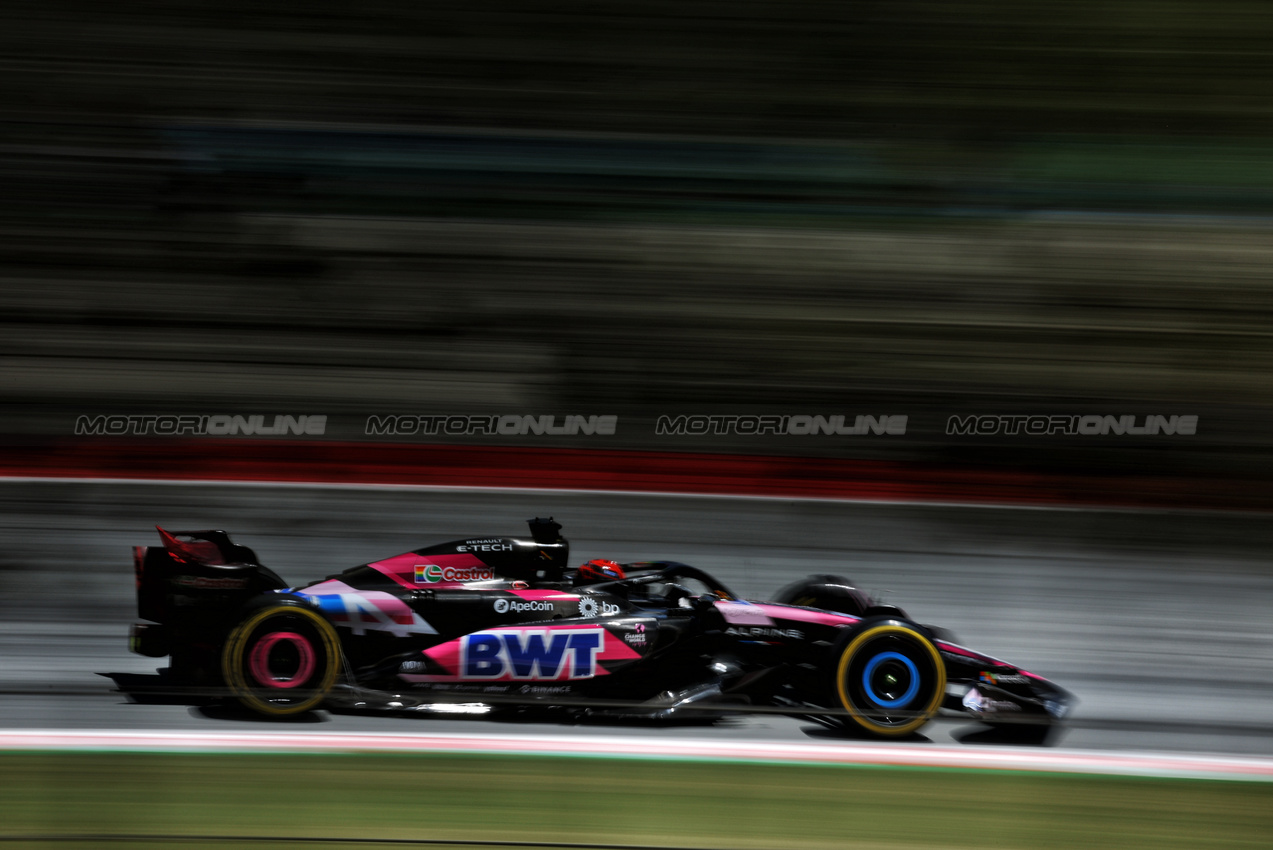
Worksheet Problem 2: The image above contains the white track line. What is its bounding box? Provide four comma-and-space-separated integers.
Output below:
2, 730, 1270, 781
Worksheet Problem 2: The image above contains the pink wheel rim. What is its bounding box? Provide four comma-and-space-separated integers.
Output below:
247, 631, 316, 689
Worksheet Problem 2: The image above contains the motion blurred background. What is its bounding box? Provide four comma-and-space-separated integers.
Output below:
4, 1, 1273, 491
3, 8, 1273, 846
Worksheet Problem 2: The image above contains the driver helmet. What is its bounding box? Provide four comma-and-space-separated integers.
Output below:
577, 558, 626, 583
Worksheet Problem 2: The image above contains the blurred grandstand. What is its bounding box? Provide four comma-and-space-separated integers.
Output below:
3, 1, 1273, 493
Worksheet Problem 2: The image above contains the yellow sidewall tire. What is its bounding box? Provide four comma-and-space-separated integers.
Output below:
222, 604, 341, 716
835, 623, 946, 737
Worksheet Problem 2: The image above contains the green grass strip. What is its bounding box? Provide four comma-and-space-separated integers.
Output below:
1, 752, 1269, 850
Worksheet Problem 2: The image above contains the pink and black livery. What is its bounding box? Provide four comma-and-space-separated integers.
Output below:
126, 518, 1073, 738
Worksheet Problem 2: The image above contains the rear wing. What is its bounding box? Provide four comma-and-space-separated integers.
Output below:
134, 527, 285, 625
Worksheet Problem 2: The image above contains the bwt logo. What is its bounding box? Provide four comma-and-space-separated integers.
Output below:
461, 628, 606, 680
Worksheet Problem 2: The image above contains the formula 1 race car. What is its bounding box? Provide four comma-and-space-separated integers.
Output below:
126, 518, 1073, 737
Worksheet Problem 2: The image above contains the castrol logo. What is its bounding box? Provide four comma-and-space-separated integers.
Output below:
415, 564, 497, 584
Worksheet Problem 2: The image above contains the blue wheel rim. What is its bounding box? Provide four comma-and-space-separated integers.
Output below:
862, 651, 920, 708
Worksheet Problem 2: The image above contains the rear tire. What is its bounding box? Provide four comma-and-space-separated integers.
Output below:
222, 604, 340, 716
832, 620, 946, 737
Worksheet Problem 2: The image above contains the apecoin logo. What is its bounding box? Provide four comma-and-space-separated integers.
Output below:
494, 598, 554, 614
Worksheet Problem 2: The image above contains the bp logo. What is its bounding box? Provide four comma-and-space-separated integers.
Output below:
577, 597, 621, 618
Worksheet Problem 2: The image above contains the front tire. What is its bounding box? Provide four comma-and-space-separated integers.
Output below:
222, 603, 341, 716
832, 620, 946, 737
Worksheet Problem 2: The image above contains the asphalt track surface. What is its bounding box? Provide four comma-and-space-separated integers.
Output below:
1, 480, 1270, 757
